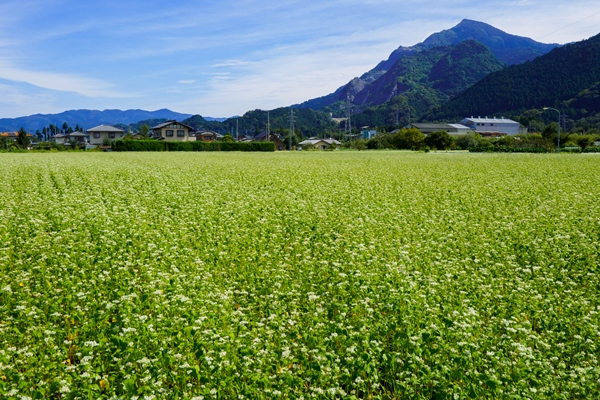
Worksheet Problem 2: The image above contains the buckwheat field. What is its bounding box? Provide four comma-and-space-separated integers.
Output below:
1, 152, 599, 399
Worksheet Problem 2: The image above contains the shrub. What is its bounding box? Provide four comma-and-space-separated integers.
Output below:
112, 140, 275, 152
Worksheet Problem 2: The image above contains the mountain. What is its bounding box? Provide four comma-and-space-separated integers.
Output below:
418, 19, 558, 65
353, 41, 505, 108
296, 19, 559, 112
423, 32, 600, 122
0, 109, 194, 132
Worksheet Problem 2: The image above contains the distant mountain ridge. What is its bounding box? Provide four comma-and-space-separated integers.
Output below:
0, 109, 227, 132
296, 19, 559, 112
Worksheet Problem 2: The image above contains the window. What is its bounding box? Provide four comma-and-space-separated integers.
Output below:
177, 130, 185, 137
166, 130, 174, 137
490, 123, 494, 126
93, 133, 100, 138
108, 133, 115, 139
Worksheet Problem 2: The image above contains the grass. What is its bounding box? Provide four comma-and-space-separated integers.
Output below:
1, 152, 599, 399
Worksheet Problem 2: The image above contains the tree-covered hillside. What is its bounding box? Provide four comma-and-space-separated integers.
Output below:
183, 108, 337, 138
424, 33, 600, 122
341, 41, 505, 128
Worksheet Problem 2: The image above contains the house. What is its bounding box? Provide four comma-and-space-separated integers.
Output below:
151, 121, 196, 142
406, 123, 472, 136
361, 127, 377, 140
51, 133, 68, 144
88, 125, 125, 145
67, 131, 88, 144
253, 130, 286, 150
298, 138, 341, 150
52, 131, 89, 145
195, 129, 220, 142
1, 131, 34, 145
459, 117, 522, 135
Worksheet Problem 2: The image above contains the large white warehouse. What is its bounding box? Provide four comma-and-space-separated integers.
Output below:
460, 117, 521, 135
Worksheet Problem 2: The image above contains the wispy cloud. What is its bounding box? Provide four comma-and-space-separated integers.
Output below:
178, 80, 196, 84
0, 61, 130, 98
212, 60, 252, 68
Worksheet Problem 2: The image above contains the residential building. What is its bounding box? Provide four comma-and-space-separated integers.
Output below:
0, 131, 34, 144
406, 123, 472, 136
196, 130, 220, 142
88, 125, 125, 145
298, 138, 341, 150
151, 121, 196, 142
51, 131, 89, 145
361, 127, 377, 140
459, 117, 521, 135
254, 130, 285, 150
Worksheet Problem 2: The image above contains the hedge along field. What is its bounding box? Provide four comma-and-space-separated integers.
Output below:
0, 152, 599, 399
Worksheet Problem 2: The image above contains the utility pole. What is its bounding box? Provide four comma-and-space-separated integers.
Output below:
344, 106, 352, 140
267, 110, 270, 141
236, 118, 239, 141
289, 108, 296, 150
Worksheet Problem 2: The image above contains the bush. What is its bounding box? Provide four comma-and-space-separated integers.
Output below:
366, 134, 395, 150
112, 140, 275, 152
469, 146, 550, 153
392, 128, 424, 150
583, 146, 600, 153
454, 132, 482, 150
113, 140, 165, 152
424, 131, 454, 150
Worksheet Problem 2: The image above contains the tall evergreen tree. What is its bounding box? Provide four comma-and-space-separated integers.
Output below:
16, 128, 31, 149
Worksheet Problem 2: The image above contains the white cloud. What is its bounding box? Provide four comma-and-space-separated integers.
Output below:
178, 80, 196, 84
0, 62, 130, 98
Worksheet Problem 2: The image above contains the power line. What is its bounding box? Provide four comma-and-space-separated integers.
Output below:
536, 10, 600, 41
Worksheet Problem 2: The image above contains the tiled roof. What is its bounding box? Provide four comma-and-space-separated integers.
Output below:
461, 117, 518, 124
151, 120, 195, 131
299, 138, 341, 146
87, 124, 124, 133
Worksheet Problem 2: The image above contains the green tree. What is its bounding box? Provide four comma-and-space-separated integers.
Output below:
139, 124, 150, 138
425, 131, 454, 150
392, 128, 425, 150
352, 140, 367, 151
221, 134, 235, 142
455, 132, 482, 149
542, 123, 558, 139
16, 128, 31, 149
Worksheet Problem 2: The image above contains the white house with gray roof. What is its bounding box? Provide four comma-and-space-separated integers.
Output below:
459, 117, 521, 135
88, 124, 125, 145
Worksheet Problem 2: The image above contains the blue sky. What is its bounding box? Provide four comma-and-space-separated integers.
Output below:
1, 0, 599, 118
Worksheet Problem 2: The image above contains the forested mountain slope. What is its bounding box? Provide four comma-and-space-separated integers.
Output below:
424, 32, 600, 121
